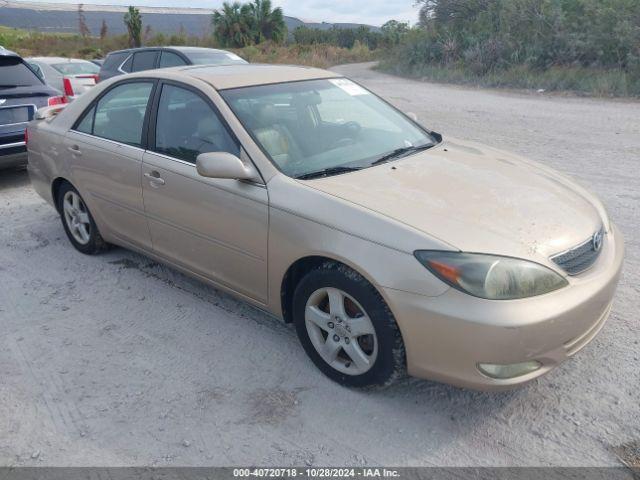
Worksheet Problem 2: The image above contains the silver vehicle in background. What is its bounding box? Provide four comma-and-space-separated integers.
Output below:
26, 57, 99, 101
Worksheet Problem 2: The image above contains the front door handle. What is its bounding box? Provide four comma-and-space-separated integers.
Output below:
144, 171, 165, 186
68, 145, 82, 156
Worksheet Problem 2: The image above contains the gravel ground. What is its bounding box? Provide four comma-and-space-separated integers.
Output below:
0, 63, 638, 468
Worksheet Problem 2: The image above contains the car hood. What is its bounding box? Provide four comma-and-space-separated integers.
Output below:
302, 139, 605, 263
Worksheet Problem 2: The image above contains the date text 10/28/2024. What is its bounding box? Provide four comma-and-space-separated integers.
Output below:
233, 468, 400, 478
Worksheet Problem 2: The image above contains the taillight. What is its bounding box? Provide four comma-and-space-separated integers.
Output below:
77, 74, 100, 84
24, 127, 29, 146
47, 95, 68, 106
63, 77, 74, 97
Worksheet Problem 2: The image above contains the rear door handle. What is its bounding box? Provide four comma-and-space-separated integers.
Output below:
144, 171, 165, 186
68, 145, 82, 156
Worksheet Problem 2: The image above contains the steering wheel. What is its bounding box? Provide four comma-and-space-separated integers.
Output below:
343, 121, 361, 137
328, 121, 362, 150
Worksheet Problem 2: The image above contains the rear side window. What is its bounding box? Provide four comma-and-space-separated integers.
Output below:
159, 51, 187, 68
120, 55, 133, 73
0, 57, 42, 86
78, 82, 154, 147
131, 51, 157, 72
75, 106, 95, 134
153, 84, 239, 163
102, 52, 129, 70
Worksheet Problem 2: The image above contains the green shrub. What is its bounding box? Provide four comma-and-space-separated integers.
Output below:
381, 0, 640, 97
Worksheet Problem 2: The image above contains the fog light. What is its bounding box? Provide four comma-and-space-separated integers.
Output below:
478, 361, 542, 379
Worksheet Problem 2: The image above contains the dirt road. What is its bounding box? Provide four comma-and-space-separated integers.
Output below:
0, 63, 638, 467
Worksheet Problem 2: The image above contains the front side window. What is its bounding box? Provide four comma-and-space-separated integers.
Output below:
221, 79, 436, 178
84, 82, 154, 146
153, 84, 239, 163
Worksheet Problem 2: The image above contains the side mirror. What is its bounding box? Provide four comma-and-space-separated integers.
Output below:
196, 152, 254, 180
406, 112, 418, 122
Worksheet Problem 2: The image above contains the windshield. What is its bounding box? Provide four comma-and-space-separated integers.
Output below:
0, 57, 42, 87
185, 51, 248, 66
221, 78, 435, 178
52, 62, 100, 75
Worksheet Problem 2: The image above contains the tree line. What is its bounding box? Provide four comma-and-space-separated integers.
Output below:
117, 1, 407, 51
386, 0, 640, 79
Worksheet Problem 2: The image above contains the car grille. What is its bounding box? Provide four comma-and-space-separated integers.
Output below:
551, 228, 604, 275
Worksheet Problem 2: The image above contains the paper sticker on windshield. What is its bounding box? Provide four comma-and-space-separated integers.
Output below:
329, 78, 370, 96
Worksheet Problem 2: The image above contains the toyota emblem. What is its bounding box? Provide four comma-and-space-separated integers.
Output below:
592, 230, 604, 252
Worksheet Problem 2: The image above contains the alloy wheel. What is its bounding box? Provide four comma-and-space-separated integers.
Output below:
305, 287, 378, 375
62, 190, 91, 245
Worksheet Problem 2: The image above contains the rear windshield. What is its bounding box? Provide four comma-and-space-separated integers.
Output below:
184, 51, 247, 66
52, 62, 100, 75
0, 56, 42, 87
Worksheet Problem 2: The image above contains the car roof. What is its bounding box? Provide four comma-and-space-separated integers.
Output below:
27, 57, 93, 64
107, 46, 231, 56
132, 63, 339, 90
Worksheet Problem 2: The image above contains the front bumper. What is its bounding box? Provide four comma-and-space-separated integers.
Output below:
384, 224, 625, 390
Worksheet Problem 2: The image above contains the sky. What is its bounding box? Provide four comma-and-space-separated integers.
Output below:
38, 0, 419, 26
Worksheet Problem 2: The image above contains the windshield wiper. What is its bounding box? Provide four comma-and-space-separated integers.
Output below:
296, 165, 362, 180
371, 144, 434, 166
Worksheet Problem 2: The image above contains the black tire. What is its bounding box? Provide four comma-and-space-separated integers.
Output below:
56, 182, 109, 255
293, 261, 406, 388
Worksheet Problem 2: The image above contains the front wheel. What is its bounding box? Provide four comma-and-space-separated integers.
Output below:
293, 262, 406, 388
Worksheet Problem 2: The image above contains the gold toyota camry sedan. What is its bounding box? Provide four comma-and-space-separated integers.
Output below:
26, 64, 624, 390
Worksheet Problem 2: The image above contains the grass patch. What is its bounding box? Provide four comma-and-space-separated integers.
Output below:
377, 59, 640, 98
234, 41, 378, 69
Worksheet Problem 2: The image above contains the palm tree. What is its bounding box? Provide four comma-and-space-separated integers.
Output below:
212, 2, 254, 48
248, 0, 287, 44
124, 6, 142, 48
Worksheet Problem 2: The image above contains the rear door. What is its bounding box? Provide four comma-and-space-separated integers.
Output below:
64, 79, 156, 249
141, 81, 269, 302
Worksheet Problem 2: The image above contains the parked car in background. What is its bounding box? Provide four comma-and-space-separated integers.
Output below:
1, 49, 65, 169
26, 64, 623, 389
90, 59, 104, 67
26, 57, 99, 102
98, 46, 247, 81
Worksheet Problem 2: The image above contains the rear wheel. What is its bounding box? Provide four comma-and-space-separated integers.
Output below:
57, 182, 109, 255
293, 262, 405, 387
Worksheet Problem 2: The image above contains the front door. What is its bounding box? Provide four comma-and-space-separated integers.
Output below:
65, 80, 155, 249
141, 82, 269, 302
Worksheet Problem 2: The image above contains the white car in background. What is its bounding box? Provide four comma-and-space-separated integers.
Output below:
26, 57, 99, 101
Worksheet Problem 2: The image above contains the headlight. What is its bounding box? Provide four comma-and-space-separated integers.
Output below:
414, 251, 568, 300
